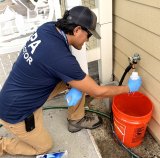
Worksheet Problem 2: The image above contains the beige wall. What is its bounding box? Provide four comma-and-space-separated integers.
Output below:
113, 0, 160, 144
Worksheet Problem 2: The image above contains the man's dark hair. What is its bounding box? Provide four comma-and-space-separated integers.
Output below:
55, 6, 100, 39
55, 10, 78, 35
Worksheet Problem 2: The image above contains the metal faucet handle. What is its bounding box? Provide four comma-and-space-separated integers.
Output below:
128, 53, 141, 64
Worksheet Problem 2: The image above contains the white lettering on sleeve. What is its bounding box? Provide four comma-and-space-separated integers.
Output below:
30, 32, 38, 41
28, 40, 41, 54
23, 32, 42, 65
22, 46, 33, 65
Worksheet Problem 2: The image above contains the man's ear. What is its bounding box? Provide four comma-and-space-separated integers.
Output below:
73, 26, 81, 35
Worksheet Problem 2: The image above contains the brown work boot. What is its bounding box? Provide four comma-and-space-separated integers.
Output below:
68, 114, 103, 133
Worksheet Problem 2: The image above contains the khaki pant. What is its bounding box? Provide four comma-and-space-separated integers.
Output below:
0, 82, 85, 156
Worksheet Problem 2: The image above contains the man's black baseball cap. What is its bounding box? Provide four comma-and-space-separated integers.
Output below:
66, 6, 101, 39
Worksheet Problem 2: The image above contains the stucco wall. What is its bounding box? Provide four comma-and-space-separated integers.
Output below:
113, 0, 160, 144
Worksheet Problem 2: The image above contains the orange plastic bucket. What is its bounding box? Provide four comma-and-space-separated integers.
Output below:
112, 92, 153, 148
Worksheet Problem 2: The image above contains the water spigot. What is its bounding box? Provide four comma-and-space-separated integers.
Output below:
128, 53, 141, 70
128, 53, 141, 64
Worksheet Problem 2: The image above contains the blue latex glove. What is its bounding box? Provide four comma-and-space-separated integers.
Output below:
65, 88, 83, 107
128, 77, 142, 92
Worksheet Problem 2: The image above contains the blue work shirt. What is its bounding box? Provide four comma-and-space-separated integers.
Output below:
0, 22, 86, 123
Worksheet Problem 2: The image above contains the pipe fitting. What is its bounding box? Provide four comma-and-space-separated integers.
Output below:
128, 53, 141, 65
